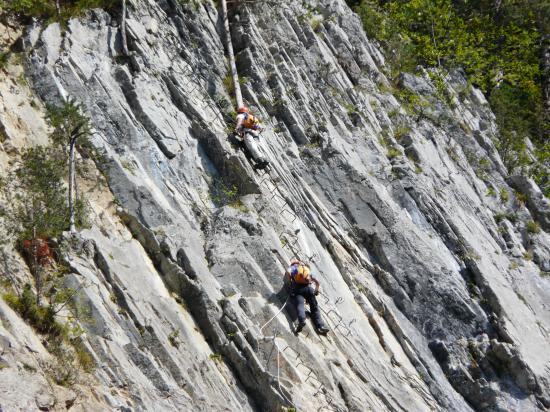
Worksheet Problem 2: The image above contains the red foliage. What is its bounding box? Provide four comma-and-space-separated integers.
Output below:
22, 238, 55, 267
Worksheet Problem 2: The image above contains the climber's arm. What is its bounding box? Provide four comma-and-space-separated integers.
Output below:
311, 277, 320, 295
235, 115, 244, 134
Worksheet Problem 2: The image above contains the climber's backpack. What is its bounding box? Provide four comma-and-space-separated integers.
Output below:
289, 264, 311, 285
242, 112, 260, 130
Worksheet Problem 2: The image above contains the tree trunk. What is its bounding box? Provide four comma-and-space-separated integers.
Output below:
221, 0, 243, 109
32, 226, 40, 305
121, 0, 130, 56
68, 137, 76, 233
542, 34, 550, 113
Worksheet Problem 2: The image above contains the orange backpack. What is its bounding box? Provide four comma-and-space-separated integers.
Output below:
242, 113, 260, 130
290, 264, 311, 285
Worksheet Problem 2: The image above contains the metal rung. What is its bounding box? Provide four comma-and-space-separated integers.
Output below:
313, 384, 325, 397
336, 324, 352, 337
280, 208, 297, 222
305, 372, 321, 384
326, 309, 342, 323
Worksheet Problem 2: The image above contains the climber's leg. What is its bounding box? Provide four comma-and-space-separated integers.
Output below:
243, 131, 266, 163
293, 293, 306, 323
305, 289, 329, 334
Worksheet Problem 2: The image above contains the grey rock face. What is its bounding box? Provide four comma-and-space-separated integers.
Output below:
1, 0, 549, 411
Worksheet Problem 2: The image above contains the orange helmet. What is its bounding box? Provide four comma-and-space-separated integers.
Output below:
237, 106, 249, 114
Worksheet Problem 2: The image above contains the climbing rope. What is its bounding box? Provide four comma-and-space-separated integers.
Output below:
256, 295, 296, 408
259, 295, 289, 335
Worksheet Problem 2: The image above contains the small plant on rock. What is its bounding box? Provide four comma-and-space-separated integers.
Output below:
499, 188, 509, 203
209, 353, 222, 363
525, 220, 540, 234
168, 329, 180, 348
486, 187, 496, 197
387, 147, 402, 160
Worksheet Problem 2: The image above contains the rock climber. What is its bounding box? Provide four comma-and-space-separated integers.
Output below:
235, 106, 269, 169
285, 258, 329, 335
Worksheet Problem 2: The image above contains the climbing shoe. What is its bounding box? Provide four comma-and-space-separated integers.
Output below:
295, 321, 306, 334
316, 326, 329, 335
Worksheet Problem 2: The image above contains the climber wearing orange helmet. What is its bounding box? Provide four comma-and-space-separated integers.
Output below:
235, 106, 269, 169
285, 258, 329, 335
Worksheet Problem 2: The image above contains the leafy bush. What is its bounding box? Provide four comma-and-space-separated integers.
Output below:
3, 281, 95, 383
0, 0, 118, 24
526, 220, 541, 234
0, 51, 10, 70
9, 146, 70, 242
494, 212, 517, 224
349, 0, 548, 194
387, 147, 401, 160
3, 285, 67, 337
499, 188, 509, 203
486, 187, 496, 197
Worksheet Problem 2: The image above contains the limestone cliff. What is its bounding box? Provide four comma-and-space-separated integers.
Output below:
1, 1, 550, 411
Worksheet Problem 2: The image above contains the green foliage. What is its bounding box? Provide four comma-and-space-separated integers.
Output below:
343, 102, 358, 116
3, 285, 67, 336
310, 15, 324, 32
168, 329, 180, 348
222, 73, 234, 97
526, 220, 541, 234
515, 190, 529, 205
2, 276, 94, 384
499, 188, 509, 203
209, 353, 222, 362
0, 0, 117, 24
209, 178, 246, 210
387, 147, 401, 160
350, 0, 548, 191
486, 187, 496, 197
10, 146, 70, 241
494, 211, 517, 224
393, 125, 411, 140
176, 0, 204, 11
0, 50, 10, 70
46, 100, 91, 149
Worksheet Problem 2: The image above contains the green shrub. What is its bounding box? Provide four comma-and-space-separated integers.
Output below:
393, 125, 411, 140
0, 51, 10, 70
344, 102, 358, 116
168, 330, 180, 348
499, 188, 509, 203
387, 147, 401, 160
514, 191, 529, 205
494, 212, 517, 224
8, 146, 70, 241
349, 0, 547, 189
209, 353, 222, 362
3, 285, 68, 338
526, 220, 540, 234
3, 283, 95, 380
0, 0, 118, 24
